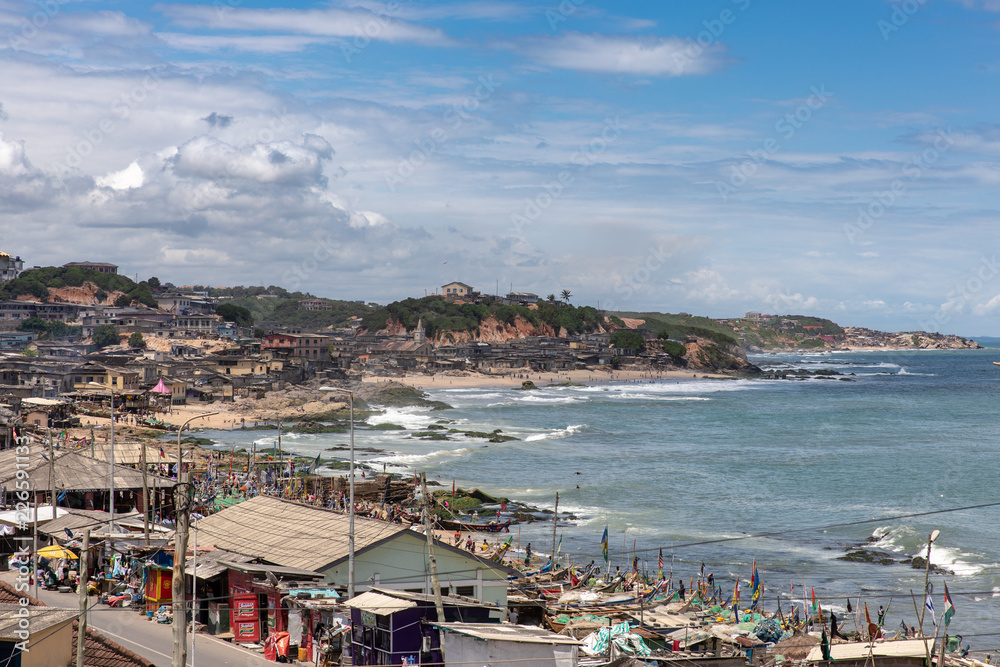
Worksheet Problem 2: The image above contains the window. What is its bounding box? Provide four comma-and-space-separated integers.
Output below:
456, 586, 475, 597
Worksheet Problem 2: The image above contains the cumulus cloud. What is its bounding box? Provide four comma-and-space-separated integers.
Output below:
95, 161, 144, 190
171, 134, 333, 186
0, 132, 32, 177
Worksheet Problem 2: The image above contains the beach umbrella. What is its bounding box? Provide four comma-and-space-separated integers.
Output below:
37, 545, 78, 560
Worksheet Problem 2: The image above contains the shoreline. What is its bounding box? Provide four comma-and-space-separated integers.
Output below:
366, 367, 730, 390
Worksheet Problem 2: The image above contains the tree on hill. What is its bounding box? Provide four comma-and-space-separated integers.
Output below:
92, 324, 121, 349
610, 330, 645, 352
560, 289, 572, 302
216, 303, 254, 328
128, 332, 146, 349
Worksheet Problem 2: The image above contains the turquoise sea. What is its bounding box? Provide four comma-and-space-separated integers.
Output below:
195, 347, 1000, 652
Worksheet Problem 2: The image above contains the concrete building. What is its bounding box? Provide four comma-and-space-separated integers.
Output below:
0, 252, 23, 283
62, 261, 118, 274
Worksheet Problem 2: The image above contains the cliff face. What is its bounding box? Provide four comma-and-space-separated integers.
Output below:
683, 337, 762, 375
16, 281, 123, 306
377, 315, 558, 344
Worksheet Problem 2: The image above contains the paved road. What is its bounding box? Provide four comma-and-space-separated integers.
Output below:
1, 572, 276, 667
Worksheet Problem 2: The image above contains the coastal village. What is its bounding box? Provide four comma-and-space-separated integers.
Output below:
0, 257, 987, 667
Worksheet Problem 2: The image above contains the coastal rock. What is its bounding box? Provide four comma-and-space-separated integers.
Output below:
519, 380, 538, 390
683, 337, 762, 375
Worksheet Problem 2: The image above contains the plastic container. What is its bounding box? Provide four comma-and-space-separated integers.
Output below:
298, 647, 308, 661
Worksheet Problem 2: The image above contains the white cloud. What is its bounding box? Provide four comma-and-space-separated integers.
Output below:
96, 161, 144, 190
0, 132, 32, 177
157, 4, 451, 46
514, 33, 729, 77
171, 134, 333, 186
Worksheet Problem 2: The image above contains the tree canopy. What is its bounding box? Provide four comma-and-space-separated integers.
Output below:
92, 324, 121, 349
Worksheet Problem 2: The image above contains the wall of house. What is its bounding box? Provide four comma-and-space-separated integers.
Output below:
21, 619, 74, 667
443, 636, 576, 667
320, 532, 508, 615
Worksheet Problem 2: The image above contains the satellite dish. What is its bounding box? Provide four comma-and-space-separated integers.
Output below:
266, 570, 279, 587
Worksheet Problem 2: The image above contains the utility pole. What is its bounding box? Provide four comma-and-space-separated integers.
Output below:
48, 428, 56, 512
420, 473, 446, 662
550, 492, 559, 568
76, 530, 89, 667
141, 443, 150, 546
172, 470, 191, 667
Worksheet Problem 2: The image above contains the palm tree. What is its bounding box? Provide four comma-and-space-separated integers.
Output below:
546, 294, 556, 303
560, 289, 572, 303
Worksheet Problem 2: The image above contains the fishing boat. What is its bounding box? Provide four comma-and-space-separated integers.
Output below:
437, 517, 512, 532
993, 361, 1000, 367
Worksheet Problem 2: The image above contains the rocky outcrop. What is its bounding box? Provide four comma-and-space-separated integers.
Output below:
377, 315, 559, 345
683, 337, 762, 375
24, 281, 125, 306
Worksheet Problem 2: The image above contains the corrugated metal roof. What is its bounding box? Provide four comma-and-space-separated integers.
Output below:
343, 591, 416, 615
0, 505, 69, 526
0, 604, 77, 639
191, 495, 406, 572
0, 448, 173, 492
184, 548, 254, 580
40, 509, 141, 538
432, 622, 582, 645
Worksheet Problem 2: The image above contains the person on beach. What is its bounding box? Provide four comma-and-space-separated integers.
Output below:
525, 543, 532, 565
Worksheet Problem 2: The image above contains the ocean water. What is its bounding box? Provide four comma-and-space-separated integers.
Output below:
194, 347, 1000, 651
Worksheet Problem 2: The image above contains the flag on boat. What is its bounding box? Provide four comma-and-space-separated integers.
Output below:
600, 527, 608, 563
943, 582, 956, 626
751, 561, 762, 609
307, 452, 321, 475
658, 548, 664, 578
925, 592, 936, 626
811, 587, 817, 613
556, 534, 562, 555
733, 575, 741, 610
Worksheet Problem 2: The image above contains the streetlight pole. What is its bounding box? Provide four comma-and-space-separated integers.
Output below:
320, 386, 355, 598
172, 411, 218, 667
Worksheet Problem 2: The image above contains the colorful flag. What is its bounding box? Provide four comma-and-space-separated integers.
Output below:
751, 561, 762, 609
943, 582, 956, 626
924, 592, 936, 627
733, 575, 741, 610
601, 527, 608, 563
557, 534, 562, 554
811, 587, 817, 613
159, 446, 165, 458
307, 452, 321, 475
658, 548, 664, 577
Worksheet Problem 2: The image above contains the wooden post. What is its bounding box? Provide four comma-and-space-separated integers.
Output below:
420, 472, 446, 663
48, 428, 56, 511
550, 492, 559, 568
76, 530, 89, 667
141, 443, 150, 546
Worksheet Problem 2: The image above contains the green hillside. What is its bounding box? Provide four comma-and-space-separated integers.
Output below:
613, 311, 740, 346
361, 295, 602, 339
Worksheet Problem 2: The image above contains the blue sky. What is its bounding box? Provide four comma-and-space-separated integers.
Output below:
1, 0, 999, 334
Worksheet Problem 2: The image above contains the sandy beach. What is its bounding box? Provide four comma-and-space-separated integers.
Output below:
371, 367, 722, 390
64, 367, 730, 439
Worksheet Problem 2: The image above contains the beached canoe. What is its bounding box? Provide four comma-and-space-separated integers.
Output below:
437, 518, 512, 532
